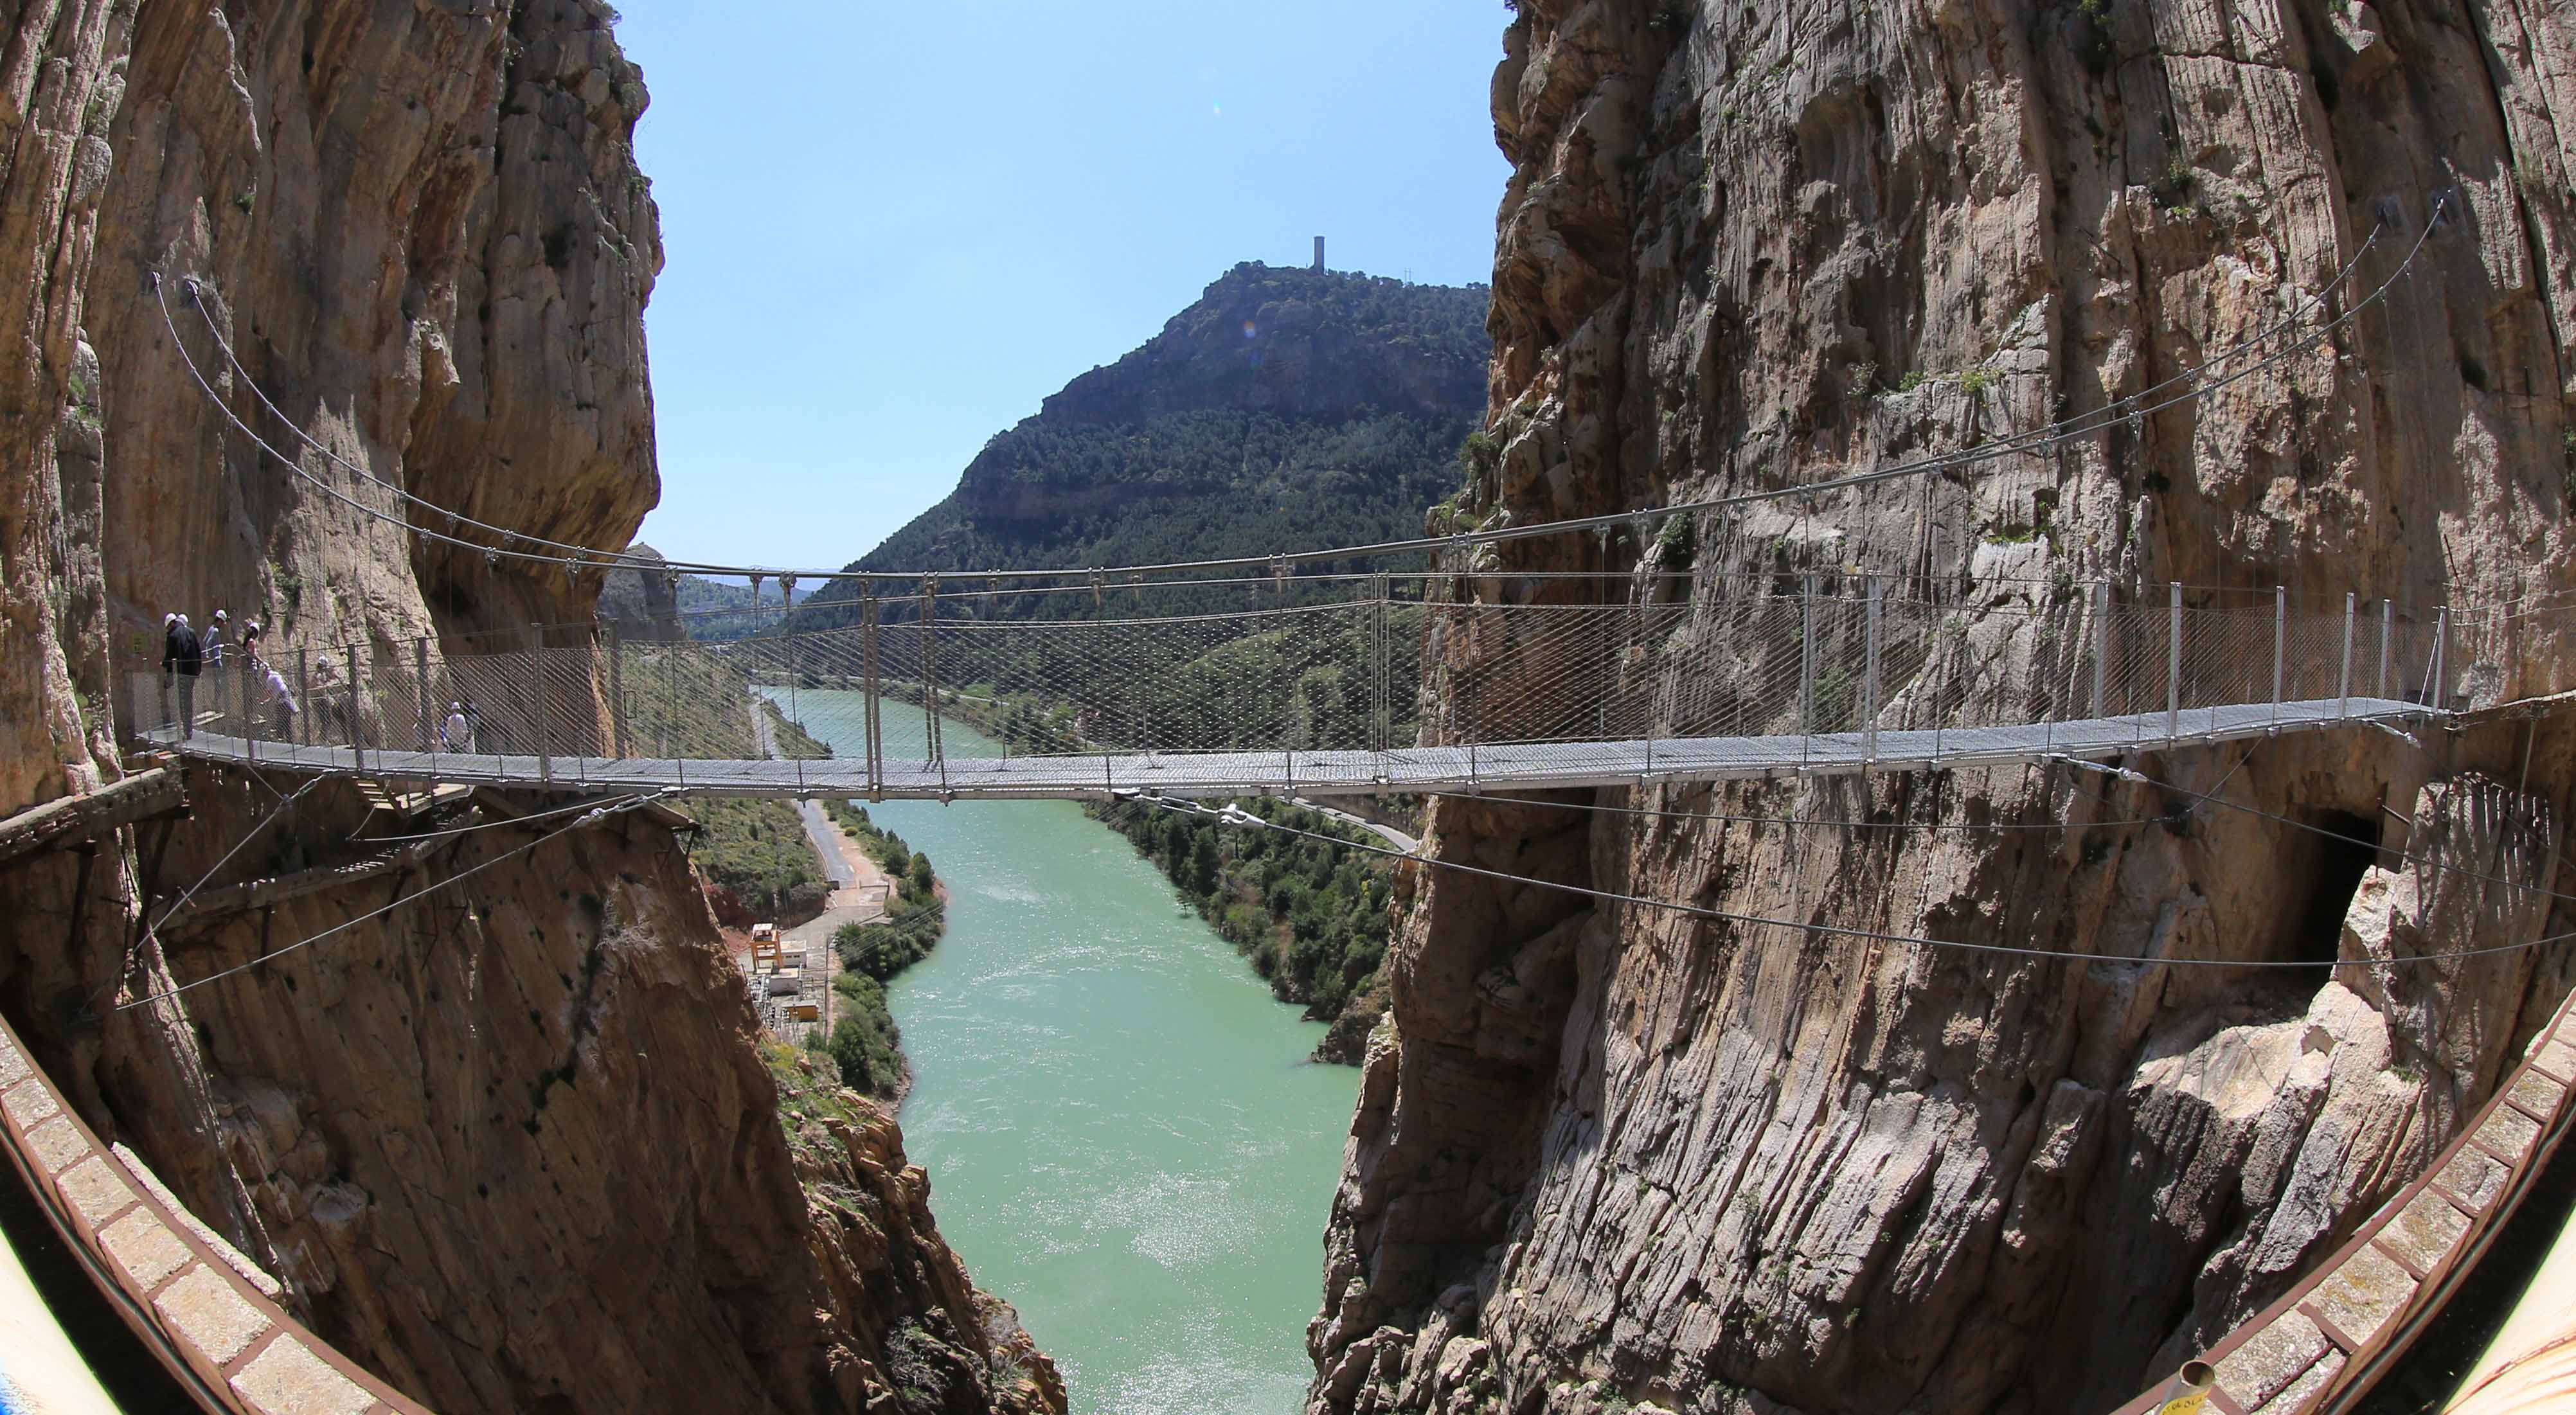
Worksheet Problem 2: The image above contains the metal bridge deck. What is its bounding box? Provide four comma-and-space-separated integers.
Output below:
154, 697, 2435, 801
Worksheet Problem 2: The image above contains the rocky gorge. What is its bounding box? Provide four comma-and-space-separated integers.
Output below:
0, 2, 1057, 1412
1309, 2, 2576, 1413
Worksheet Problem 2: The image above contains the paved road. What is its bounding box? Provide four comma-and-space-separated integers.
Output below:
797, 801, 855, 887
1289, 797, 1420, 853
747, 691, 878, 1042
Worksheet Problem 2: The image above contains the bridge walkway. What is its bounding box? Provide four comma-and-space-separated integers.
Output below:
154, 696, 2435, 801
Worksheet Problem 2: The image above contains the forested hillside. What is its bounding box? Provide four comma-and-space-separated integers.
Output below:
810, 263, 1487, 605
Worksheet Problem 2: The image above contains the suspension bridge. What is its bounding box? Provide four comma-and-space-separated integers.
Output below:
131, 574, 2485, 802
130, 200, 2532, 804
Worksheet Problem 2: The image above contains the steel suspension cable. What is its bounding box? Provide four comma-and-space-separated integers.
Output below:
1149, 785, 2573, 971
94, 774, 330, 1007
1430, 737, 2576, 911
353, 790, 661, 845
1422, 788, 2172, 833
184, 287, 674, 575
114, 793, 671, 1014
2044, 751, 2576, 909
154, 206, 2437, 585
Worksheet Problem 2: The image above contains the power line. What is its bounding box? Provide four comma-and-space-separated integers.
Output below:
156, 206, 2437, 585
1145, 778, 2573, 971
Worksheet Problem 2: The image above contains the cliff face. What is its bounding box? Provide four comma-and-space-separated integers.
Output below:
598, 542, 683, 642
96, 0, 663, 649
0, 3, 1055, 1412
1313, 3, 2576, 1413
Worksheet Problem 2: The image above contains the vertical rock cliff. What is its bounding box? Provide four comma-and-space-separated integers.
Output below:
1313, 3, 2576, 1412
0, 3, 1057, 1411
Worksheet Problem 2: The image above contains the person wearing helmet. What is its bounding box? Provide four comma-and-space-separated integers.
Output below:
443, 701, 472, 752
161, 612, 201, 737
201, 609, 231, 723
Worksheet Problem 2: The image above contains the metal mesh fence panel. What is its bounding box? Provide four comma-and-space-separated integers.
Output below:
117, 579, 2514, 796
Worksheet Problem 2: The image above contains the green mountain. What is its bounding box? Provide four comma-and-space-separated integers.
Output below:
819, 262, 1490, 608
781, 262, 1478, 1060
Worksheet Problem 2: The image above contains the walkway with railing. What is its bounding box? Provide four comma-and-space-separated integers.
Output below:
129, 576, 2501, 800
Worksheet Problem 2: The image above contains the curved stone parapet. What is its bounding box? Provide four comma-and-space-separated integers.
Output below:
0, 1017, 430, 1415
2110, 984, 2576, 1414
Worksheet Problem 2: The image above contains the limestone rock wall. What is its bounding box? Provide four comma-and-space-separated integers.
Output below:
0, 3, 1059, 1412
1312, 3, 2576, 1412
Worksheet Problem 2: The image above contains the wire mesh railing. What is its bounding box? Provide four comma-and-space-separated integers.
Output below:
122, 579, 2524, 796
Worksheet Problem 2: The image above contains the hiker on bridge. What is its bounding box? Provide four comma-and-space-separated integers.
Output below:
262, 659, 298, 738
161, 612, 201, 738
202, 608, 229, 666
442, 702, 473, 753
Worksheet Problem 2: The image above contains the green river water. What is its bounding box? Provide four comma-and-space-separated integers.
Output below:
785, 692, 1357, 1412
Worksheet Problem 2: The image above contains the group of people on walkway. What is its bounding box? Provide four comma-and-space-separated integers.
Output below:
159, 609, 490, 754
161, 608, 290, 739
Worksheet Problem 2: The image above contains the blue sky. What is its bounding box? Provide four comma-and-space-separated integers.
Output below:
616, 1, 1512, 574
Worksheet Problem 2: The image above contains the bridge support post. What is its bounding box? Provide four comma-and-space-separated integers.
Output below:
415, 636, 431, 751
2091, 582, 2108, 719
2379, 599, 2393, 700
863, 583, 883, 801
1800, 573, 1817, 769
1370, 574, 1390, 761
2272, 586, 2286, 731
2339, 592, 2356, 718
605, 622, 624, 758
922, 578, 947, 794
2167, 583, 2182, 744
296, 650, 310, 754
1863, 577, 1882, 765
2431, 606, 2449, 709
531, 623, 552, 789
1464, 668, 1479, 790
346, 646, 367, 776
784, 600, 806, 796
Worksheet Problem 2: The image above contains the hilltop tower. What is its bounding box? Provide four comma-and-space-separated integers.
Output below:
1313, 236, 1325, 272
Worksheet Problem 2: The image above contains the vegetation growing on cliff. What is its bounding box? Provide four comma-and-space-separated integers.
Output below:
818, 976, 908, 1098
689, 797, 831, 922
1102, 798, 1391, 1040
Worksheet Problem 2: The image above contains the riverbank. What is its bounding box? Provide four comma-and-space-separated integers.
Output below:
1096, 797, 1393, 1063
804, 799, 950, 1102
780, 692, 1359, 1410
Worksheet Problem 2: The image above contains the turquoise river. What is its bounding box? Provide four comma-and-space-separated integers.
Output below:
786, 692, 1359, 1412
